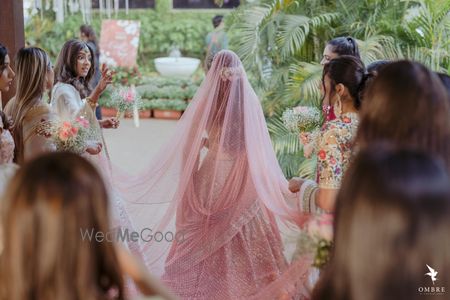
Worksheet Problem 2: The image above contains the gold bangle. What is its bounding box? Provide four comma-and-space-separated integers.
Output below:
86, 97, 98, 108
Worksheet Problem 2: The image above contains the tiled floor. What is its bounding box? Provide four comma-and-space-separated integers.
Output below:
103, 118, 178, 173
103, 117, 298, 260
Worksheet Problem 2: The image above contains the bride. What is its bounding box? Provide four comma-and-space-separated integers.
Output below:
119, 50, 311, 299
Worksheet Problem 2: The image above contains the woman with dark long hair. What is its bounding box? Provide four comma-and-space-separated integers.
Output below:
80, 24, 102, 119
313, 148, 450, 300
0, 43, 17, 195
50, 40, 147, 296
0, 43, 15, 107
356, 61, 450, 170
52, 39, 113, 128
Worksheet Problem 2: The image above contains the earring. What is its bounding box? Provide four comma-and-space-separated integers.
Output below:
334, 95, 342, 118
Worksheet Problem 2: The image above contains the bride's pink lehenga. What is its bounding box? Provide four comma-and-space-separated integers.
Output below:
115, 50, 312, 299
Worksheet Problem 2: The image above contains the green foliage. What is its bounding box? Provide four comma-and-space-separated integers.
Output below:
25, 8, 218, 68
230, 0, 450, 178
141, 99, 155, 109
137, 77, 200, 100
147, 99, 188, 111
113, 66, 143, 86
97, 87, 114, 107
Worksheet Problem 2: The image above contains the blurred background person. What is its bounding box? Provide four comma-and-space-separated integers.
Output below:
313, 148, 450, 300
204, 15, 228, 72
356, 61, 450, 171
0, 152, 177, 300
80, 24, 102, 120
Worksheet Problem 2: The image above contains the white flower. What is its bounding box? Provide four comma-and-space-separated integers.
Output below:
282, 106, 321, 133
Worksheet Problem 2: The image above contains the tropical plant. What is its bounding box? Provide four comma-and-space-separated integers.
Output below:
148, 99, 188, 111
25, 6, 217, 68
229, 0, 450, 177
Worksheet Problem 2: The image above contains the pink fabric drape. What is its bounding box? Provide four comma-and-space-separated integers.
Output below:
113, 50, 311, 299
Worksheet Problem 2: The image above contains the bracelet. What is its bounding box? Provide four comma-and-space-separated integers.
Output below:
86, 97, 98, 109
299, 179, 318, 213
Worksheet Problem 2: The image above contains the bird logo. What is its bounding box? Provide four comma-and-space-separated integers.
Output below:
425, 265, 438, 285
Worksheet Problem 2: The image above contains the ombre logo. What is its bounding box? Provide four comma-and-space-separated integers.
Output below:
425, 265, 438, 285
417, 265, 446, 296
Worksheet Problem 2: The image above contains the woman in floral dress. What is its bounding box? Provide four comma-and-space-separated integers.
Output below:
289, 55, 368, 213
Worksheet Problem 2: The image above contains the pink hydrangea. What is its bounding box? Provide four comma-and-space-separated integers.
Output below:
307, 214, 334, 242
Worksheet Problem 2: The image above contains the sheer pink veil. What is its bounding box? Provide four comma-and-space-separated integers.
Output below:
113, 50, 310, 298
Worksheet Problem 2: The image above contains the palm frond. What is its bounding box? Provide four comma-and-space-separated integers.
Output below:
357, 35, 396, 65
277, 13, 339, 60
288, 62, 323, 105
267, 114, 306, 177
297, 157, 317, 180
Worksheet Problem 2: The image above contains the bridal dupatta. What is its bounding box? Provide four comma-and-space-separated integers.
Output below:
114, 50, 312, 299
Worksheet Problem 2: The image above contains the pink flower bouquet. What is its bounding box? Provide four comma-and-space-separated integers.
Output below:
295, 214, 334, 269
51, 116, 95, 154
110, 85, 143, 116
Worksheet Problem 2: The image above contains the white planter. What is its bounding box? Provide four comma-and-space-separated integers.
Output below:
154, 57, 201, 77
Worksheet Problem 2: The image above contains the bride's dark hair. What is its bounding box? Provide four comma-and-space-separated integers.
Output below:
313, 148, 450, 300
54, 39, 95, 98
356, 60, 450, 170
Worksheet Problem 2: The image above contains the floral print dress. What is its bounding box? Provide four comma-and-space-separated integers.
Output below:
316, 112, 359, 189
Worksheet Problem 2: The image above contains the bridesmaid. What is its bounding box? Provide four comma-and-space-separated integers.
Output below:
320, 37, 360, 121
0, 43, 15, 108
4, 47, 56, 164
51, 39, 118, 135
0, 42, 17, 195
301, 37, 361, 158
51, 40, 147, 297
289, 56, 368, 213
287, 55, 368, 299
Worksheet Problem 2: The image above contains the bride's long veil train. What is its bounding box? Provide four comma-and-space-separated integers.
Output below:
113, 50, 312, 299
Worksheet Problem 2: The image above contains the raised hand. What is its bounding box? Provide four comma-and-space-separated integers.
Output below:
96, 64, 114, 94
89, 64, 114, 102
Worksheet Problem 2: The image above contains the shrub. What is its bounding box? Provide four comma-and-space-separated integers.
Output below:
148, 99, 187, 111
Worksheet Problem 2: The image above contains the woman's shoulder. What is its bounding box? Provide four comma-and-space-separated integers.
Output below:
22, 105, 54, 140
3, 97, 16, 116
52, 82, 81, 103
24, 104, 56, 123
321, 113, 359, 143
323, 114, 358, 131
53, 82, 78, 95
